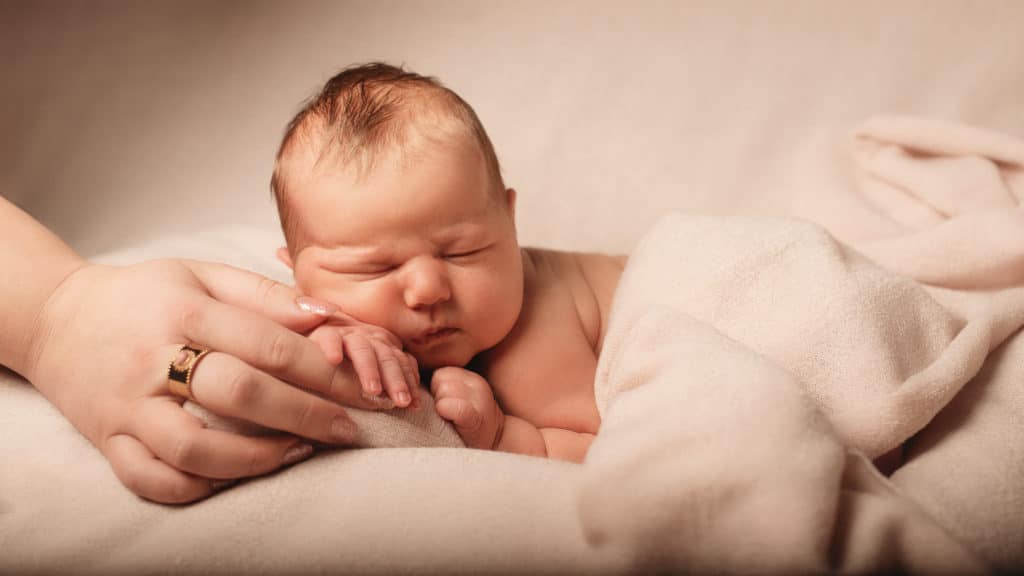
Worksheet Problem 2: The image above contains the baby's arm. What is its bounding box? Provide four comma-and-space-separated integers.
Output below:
431, 367, 593, 463
497, 416, 595, 462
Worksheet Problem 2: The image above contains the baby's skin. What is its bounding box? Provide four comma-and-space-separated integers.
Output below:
277, 131, 624, 462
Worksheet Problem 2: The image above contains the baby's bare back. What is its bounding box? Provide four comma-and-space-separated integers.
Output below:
477, 248, 626, 435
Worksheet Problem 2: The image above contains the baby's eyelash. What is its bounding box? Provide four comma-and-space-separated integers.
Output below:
323, 264, 395, 278
445, 246, 489, 259
356, 264, 397, 276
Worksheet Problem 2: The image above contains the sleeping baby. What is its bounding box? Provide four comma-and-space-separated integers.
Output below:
271, 63, 625, 462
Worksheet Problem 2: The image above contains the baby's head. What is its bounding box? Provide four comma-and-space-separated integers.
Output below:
271, 63, 523, 369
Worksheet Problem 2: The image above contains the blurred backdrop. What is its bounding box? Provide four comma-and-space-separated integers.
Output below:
3, 0, 1023, 257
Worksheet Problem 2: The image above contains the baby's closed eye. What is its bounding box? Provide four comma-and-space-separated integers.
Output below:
444, 245, 491, 262
323, 263, 397, 280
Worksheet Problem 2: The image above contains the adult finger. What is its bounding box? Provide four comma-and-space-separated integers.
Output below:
177, 299, 389, 411
184, 351, 364, 444
104, 433, 217, 504
371, 339, 412, 408
126, 399, 318, 478
186, 261, 331, 334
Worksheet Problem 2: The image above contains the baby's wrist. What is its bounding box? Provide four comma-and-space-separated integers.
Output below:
489, 407, 506, 450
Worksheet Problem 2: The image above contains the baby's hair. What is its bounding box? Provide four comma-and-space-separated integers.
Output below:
271, 62, 504, 252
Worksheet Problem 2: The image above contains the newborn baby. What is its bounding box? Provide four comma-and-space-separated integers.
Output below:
271, 63, 625, 462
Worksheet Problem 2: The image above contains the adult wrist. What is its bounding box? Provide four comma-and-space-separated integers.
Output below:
10, 256, 88, 382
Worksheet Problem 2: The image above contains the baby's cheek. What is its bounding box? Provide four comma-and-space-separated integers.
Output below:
339, 283, 405, 328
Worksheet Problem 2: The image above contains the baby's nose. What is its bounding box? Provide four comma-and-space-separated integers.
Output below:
402, 257, 451, 309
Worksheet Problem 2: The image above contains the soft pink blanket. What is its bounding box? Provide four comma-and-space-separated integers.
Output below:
581, 117, 1024, 573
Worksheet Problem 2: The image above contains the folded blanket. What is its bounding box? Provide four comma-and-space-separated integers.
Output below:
852, 115, 1024, 290
581, 116, 1024, 573
594, 212, 1024, 460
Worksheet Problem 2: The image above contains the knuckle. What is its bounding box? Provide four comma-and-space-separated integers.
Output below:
344, 335, 372, 353
170, 434, 200, 468
225, 370, 261, 408
255, 275, 285, 304
291, 399, 316, 434
177, 302, 205, 336
378, 354, 401, 372
263, 332, 296, 371
245, 444, 263, 476
434, 366, 460, 379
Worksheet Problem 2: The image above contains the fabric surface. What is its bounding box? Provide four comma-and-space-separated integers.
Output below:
4, 117, 1023, 575
582, 116, 1024, 573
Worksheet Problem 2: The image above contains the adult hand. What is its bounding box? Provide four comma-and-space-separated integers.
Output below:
22, 258, 390, 504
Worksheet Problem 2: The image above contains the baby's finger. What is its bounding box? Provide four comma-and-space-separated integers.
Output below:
308, 327, 345, 365
396, 351, 418, 390
366, 328, 403, 349
343, 332, 382, 396
435, 397, 481, 431
398, 352, 422, 410
371, 340, 412, 408
430, 374, 464, 401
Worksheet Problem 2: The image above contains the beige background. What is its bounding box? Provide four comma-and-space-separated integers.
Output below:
3, 0, 1024, 258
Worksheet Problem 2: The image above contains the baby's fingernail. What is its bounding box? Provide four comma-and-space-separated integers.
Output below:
396, 391, 411, 406
361, 392, 395, 410
366, 379, 382, 395
282, 443, 314, 466
331, 417, 359, 443
408, 393, 422, 412
296, 296, 338, 316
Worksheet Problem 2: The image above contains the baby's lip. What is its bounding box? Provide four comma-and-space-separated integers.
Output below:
409, 326, 458, 347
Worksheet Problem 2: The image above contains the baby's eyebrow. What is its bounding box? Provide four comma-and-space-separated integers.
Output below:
435, 223, 487, 245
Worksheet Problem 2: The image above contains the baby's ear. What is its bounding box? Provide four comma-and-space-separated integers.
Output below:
505, 187, 517, 221
275, 247, 295, 270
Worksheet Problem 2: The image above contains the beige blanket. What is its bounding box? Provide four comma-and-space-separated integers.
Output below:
580, 117, 1024, 573
2, 117, 1023, 574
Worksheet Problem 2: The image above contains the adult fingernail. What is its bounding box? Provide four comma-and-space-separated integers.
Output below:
296, 296, 338, 316
210, 479, 238, 492
282, 443, 314, 466
331, 417, 358, 443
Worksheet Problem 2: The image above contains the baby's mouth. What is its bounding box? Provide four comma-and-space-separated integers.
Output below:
409, 327, 458, 347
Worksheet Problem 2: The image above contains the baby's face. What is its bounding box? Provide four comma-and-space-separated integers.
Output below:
288, 138, 523, 369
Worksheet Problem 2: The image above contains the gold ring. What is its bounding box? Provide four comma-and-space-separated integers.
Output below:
168, 344, 210, 401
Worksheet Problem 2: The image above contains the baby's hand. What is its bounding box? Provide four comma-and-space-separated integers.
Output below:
430, 367, 502, 450
307, 314, 419, 408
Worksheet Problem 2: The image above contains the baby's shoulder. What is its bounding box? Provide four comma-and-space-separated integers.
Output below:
521, 247, 626, 353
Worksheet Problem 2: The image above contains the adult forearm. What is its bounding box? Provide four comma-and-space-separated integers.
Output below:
0, 197, 86, 376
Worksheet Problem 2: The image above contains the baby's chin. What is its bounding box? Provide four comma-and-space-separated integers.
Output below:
409, 344, 477, 371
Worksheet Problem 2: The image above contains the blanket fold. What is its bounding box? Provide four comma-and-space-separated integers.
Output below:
582, 116, 1024, 573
